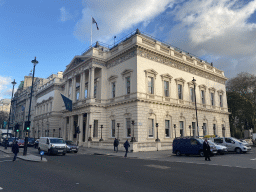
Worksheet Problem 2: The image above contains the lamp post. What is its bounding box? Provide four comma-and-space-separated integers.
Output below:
117, 123, 120, 141
59, 128, 61, 138
192, 77, 199, 138
189, 125, 191, 137
53, 129, 55, 137
131, 121, 136, 142
88, 125, 92, 141
174, 124, 176, 138
24, 57, 38, 156
5, 79, 17, 149
99, 125, 103, 141
155, 123, 160, 141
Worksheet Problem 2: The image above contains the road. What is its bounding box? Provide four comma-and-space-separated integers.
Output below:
0, 148, 255, 192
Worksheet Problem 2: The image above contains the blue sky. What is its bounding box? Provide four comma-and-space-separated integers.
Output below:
1, 0, 256, 99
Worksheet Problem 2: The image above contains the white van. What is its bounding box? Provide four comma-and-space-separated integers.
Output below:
38, 137, 67, 156
209, 137, 251, 154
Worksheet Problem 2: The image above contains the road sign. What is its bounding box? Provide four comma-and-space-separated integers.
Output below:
40, 151, 44, 156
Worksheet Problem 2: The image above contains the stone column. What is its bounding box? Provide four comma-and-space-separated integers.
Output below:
69, 116, 74, 140
89, 67, 95, 99
72, 77, 76, 102
63, 117, 67, 140
78, 114, 83, 145
80, 72, 85, 100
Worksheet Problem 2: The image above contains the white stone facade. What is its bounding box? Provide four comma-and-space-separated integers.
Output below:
60, 31, 230, 152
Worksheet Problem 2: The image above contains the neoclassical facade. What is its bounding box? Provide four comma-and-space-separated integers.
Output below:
59, 30, 230, 152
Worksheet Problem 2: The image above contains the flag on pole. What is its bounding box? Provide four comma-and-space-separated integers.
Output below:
92, 17, 99, 30
61, 94, 72, 112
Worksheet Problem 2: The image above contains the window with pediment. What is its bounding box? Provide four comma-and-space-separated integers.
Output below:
144, 69, 158, 95
121, 69, 133, 95
175, 78, 185, 100
209, 87, 216, 106
161, 74, 172, 98
108, 75, 118, 98
188, 81, 196, 103
199, 84, 207, 105
217, 89, 224, 108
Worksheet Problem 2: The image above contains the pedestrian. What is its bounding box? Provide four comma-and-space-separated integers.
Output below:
203, 139, 211, 161
114, 138, 119, 153
12, 141, 19, 161
123, 139, 130, 158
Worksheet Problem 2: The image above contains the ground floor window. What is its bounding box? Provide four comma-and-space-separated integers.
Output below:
148, 119, 154, 137
165, 120, 170, 137
222, 124, 225, 137
112, 120, 115, 137
192, 122, 196, 137
203, 123, 207, 136
213, 124, 217, 136
179, 121, 184, 137
93, 120, 98, 138
126, 118, 131, 137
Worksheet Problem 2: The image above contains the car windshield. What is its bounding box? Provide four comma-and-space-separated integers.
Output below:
28, 138, 34, 142
19, 140, 24, 142
207, 140, 215, 145
50, 139, 65, 144
230, 137, 242, 143
66, 141, 75, 145
8, 138, 15, 141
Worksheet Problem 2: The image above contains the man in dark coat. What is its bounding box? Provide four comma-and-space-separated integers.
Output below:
114, 138, 119, 152
12, 141, 19, 161
123, 139, 130, 158
203, 139, 211, 161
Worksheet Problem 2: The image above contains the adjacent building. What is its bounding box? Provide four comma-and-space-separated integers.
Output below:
0, 99, 11, 113
59, 30, 230, 152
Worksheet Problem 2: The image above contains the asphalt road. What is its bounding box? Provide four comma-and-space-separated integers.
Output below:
0, 150, 255, 192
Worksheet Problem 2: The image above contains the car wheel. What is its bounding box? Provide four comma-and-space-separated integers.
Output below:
199, 151, 204, 157
176, 151, 181, 156
74, 151, 78, 153
235, 148, 242, 154
63, 153, 66, 156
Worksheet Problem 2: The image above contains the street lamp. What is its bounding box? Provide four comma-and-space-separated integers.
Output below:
99, 125, 103, 141
5, 79, 17, 150
155, 123, 160, 142
174, 124, 176, 138
24, 57, 38, 156
131, 121, 136, 142
192, 77, 199, 138
117, 123, 120, 141
189, 125, 191, 137
88, 125, 92, 141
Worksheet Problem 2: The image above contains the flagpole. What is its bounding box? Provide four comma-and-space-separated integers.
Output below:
91, 16, 92, 47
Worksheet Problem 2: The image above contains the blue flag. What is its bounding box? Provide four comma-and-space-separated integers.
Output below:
61, 94, 72, 112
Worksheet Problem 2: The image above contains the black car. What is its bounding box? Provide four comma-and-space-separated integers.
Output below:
65, 140, 79, 153
27, 138, 35, 147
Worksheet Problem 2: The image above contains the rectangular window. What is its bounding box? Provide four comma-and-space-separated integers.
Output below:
164, 81, 169, 97
220, 95, 223, 107
69, 81, 72, 97
201, 90, 205, 104
192, 122, 196, 137
94, 84, 97, 98
85, 88, 88, 99
126, 118, 131, 137
165, 120, 170, 137
211, 93, 214, 106
190, 88, 195, 102
148, 119, 154, 137
179, 121, 184, 137
76, 91, 80, 101
93, 120, 98, 137
213, 124, 216, 135
203, 123, 207, 136
148, 77, 154, 94
112, 82, 115, 98
178, 84, 183, 99
126, 77, 130, 94
112, 120, 115, 137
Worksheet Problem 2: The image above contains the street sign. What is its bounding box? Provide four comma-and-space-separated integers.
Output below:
40, 151, 44, 156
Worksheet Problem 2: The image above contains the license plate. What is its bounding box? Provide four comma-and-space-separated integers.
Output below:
58, 150, 63, 152
72, 149, 76, 151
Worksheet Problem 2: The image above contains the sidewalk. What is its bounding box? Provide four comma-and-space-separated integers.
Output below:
0, 146, 47, 162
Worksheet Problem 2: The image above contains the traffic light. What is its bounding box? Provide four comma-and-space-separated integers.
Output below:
15, 123, 19, 132
24, 121, 31, 131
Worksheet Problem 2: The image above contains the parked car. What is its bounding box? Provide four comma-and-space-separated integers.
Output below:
172, 137, 217, 157
27, 138, 35, 147
38, 137, 67, 156
17, 139, 25, 148
209, 137, 251, 153
207, 140, 227, 155
65, 140, 79, 153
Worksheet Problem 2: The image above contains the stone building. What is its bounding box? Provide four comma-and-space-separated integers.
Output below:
60, 30, 230, 152
0, 99, 11, 113
33, 72, 63, 138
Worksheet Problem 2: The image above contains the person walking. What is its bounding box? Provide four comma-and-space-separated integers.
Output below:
114, 138, 119, 153
12, 141, 19, 161
123, 139, 130, 158
203, 139, 211, 161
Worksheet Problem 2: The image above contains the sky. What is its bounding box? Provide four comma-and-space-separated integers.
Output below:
1, 0, 256, 99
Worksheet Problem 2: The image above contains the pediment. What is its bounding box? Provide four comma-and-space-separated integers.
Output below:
208, 87, 216, 92
121, 69, 133, 77
161, 73, 173, 80
217, 89, 224, 94
144, 69, 158, 76
63, 56, 89, 75
187, 81, 197, 86
175, 77, 185, 83
199, 84, 207, 90
108, 75, 118, 81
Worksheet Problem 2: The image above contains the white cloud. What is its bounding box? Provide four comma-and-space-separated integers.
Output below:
74, 0, 175, 42
0, 76, 12, 99
60, 7, 73, 22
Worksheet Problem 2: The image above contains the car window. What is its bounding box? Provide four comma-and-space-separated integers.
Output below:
50, 139, 65, 143
191, 139, 198, 145
225, 138, 232, 143
214, 138, 223, 143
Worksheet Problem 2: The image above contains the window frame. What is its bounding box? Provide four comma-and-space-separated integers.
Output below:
179, 121, 184, 137
111, 120, 115, 138
126, 118, 131, 138
165, 120, 170, 138
148, 118, 154, 138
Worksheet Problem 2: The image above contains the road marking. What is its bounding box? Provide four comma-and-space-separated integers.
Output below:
0, 187, 3, 190
145, 164, 171, 169
0, 160, 14, 163
250, 158, 256, 160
